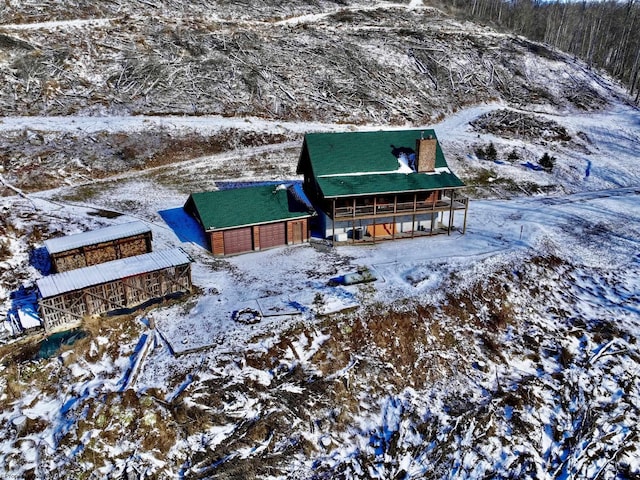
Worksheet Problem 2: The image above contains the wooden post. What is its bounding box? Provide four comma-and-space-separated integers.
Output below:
352, 218, 356, 244
332, 199, 336, 245
462, 197, 469, 234
372, 216, 376, 243
448, 189, 454, 235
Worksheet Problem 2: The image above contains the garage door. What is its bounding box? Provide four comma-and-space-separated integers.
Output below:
259, 223, 286, 249
223, 227, 253, 255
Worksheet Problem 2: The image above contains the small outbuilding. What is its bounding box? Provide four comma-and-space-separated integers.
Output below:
184, 183, 314, 256
37, 248, 192, 332
45, 221, 153, 273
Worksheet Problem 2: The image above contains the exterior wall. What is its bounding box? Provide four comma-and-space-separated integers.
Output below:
211, 231, 225, 256
39, 263, 192, 332
51, 233, 152, 273
253, 226, 261, 251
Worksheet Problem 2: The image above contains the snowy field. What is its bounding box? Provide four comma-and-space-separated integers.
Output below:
0, 98, 639, 478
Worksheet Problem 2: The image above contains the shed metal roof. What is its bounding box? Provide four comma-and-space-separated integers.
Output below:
44, 221, 151, 254
186, 183, 313, 232
300, 129, 465, 199
37, 248, 191, 299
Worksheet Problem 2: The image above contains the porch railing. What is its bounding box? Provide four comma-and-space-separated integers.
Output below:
334, 192, 468, 219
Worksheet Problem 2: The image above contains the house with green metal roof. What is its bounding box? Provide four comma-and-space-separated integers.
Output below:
184, 183, 314, 256
296, 129, 469, 242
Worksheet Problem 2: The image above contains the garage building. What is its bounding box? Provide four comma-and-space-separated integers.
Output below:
184, 184, 314, 256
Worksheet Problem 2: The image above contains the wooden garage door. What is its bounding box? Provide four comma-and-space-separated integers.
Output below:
259, 223, 286, 249
223, 227, 253, 255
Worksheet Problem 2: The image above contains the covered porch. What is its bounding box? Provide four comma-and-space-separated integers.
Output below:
323, 189, 469, 244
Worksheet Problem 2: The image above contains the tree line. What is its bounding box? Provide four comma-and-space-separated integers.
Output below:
443, 0, 640, 103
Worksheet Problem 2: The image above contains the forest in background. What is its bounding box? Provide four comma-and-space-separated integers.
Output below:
442, 0, 640, 103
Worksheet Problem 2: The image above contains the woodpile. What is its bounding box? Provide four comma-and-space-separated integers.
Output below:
51, 235, 151, 272
470, 109, 572, 142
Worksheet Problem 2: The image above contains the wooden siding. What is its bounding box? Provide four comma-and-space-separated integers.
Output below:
39, 263, 191, 332
211, 231, 225, 256
253, 225, 261, 251
51, 233, 152, 273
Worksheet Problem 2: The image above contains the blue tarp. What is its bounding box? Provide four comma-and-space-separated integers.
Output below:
521, 162, 544, 171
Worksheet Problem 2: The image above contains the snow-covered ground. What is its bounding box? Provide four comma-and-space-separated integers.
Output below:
0, 98, 639, 478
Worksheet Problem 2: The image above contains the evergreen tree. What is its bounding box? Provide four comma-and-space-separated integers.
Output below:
539, 152, 556, 172
485, 142, 497, 161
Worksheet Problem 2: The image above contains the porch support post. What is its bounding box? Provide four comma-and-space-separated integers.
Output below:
352, 218, 356, 244
448, 189, 454, 235
332, 199, 336, 246
462, 195, 469, 234
372, 216, 376, 243
392, 195, 397, 240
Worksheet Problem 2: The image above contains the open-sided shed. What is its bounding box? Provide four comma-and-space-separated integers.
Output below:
37, 248, 192, 332
44, 221, 153, 273
184, 184, 314, 256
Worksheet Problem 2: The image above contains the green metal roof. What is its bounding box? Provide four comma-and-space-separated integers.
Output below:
301, 129, 465, 199
317, 171, 465, 198
186, 184, 313, 231
303, 129, 448, 176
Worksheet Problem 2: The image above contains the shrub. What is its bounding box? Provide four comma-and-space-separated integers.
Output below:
476, 142, 497, 161
0, 239, 10, 261
508, 148, 519, 161
539, 152, 556, 172
485, 142, 497, 161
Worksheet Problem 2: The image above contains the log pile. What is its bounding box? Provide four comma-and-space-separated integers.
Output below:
470, 109, 572, 142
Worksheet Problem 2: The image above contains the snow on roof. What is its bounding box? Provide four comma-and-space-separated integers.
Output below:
44, 221, 151, 254
36, 248, 191, 299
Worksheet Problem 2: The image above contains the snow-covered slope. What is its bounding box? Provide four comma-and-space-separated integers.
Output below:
0, 100, 638, 478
